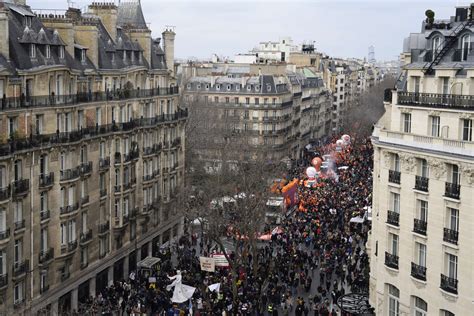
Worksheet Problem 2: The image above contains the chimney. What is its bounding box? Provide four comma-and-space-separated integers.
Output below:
162, 28, 176, 75
0, 6, 9, 60
14, 0, 26, 5
88, 2, 118, 41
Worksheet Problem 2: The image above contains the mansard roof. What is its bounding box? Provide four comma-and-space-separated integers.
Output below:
117, 0, 148, 30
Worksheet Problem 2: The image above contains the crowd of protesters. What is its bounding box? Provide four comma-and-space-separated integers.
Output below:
74, 136, 373, 316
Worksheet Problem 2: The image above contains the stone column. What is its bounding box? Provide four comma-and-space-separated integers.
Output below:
123, 256, 129, 280
89, 277, 96, 297
71, 288, 78, 312
51, 301, 59, 316
108, 266, 114, 286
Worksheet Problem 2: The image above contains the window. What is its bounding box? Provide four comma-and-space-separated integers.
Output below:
461, 34, 471, 61
415, 158, 428, 178
448, 164, 460, 184
59, 46, 65, 59
245, 97, 250, 105
448, 207, 459, 232
45, 45, 51, 59
81, 247, 88, 267
462, 119, 472, 141
8, 117, 18, 138
413, 296, 427, 316
415, 242, 426, 267
40, 228, 48, 252
13, 201, 22, 224
413, 76, 420, 93
0, 209, 5, 233
14, 281, 24, 304
389, 233, 399, 256
390, 192, 400, 214
446, 253, 457, 279
387, 284, 400, 316
441, 77, 449, 95
418, 200, 428, 222
430, 116, 440, 137
433, 36, 442, 58
81, 49, 87, 63
402, 113, 411, 133
440, 310, 455, 316
30, 44, 36, 58
60, 223, 67, 246
0, 250, 5, 276
40, 192, 48, 213
35, 114, 44, 135
392, 153, 400, 172
14, 239, 22, 263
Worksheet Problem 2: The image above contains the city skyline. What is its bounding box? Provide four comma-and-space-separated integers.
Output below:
27, 0, 461, 61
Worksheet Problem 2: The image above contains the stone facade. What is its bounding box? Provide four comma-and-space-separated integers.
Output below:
369, 4, 474, 316
0, 1, 186, 314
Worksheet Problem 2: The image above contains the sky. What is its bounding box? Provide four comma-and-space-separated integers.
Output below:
26, 0, 466, 61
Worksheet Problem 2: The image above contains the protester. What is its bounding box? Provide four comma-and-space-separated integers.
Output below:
77, 136, 373, 316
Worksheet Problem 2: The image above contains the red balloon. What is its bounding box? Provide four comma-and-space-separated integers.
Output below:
312, 157, 323, 171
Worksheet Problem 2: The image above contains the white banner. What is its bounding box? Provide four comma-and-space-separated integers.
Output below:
211, 254, 229, 267
199, 257, 216, 272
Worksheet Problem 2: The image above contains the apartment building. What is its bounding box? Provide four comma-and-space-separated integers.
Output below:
369, 4, 474, 316
181, 62, 331, 163
0, 0, 186, 314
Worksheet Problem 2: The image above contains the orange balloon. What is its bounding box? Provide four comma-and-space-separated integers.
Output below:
312, 157, 323, 171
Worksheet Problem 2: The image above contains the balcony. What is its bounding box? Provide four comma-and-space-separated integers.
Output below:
14, 219, 25, 231
60, 203, 79, 216
129, 208, 138, 220
80, 230, 92, 244
143, 174, 153, 182
0, 87, 179, 112
124, 150, 139, 163
172, 137, 181, 147
0, 186, 10, 201
40, 284, 50, 294
445, 182, 460, 200
12, 179, 29, 197
60, 167, 80, 181
414, 176, 429, 192
39, 210, 50, 222
386, 211, 400, 227
68, 240, 78, 252
440, 274, 458, 294
0, 228, 10, 241
12, 260, 28, 277
79, 162, 93, 176
0, 109, 188, 159
411, 262, 427, 281
98, 221, 110, 234
398, 92, 474, 110
443, 228, 458, 245
0, 274, 7, 288
388, 170, 401, 184
39, 172, 54, 188
413, 219, 427, 236
99, 157, 110, 170
385, 252, 399, 270
39, 248, 54, 264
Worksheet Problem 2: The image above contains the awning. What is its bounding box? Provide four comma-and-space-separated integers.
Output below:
137, 256, 161, 269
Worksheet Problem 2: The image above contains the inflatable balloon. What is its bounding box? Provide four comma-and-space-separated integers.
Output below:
306, 167, 317, 179
336, 139, 344, 146
341, 134, 351, 144
311, 157, 323, 171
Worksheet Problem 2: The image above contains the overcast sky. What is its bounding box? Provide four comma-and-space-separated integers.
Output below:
27, 0, 466, 61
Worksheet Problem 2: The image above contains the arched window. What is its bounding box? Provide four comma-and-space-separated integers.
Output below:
412, 296, 427, 316
461, 34, 471, 61
432, 36, 442, 60
387, 284, 399, 316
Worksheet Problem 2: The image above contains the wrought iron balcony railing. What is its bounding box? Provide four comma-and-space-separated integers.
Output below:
445, 182, 460, 200
413, 219, 427, 235
388, 170, 401, 184
443, 228, 459, 245
387, 210, 400, 227
415, 176, 429, 192
411, 262, 427, 281
440, 274, 458, 294
385, 252, 399, 270
398, 92, 474, 110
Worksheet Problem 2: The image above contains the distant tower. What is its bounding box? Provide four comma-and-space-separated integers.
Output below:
368, 46, 376, 63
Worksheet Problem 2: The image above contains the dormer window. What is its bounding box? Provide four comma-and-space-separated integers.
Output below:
255, 85, 260, 92
247, 85, 251, 91
123, 51, 127, 62
216, 84, 220, 90
111, 52, 115, 63
461, 34, 471, 61
59, 46, 65, 59
138, 52, 142, 63
131, 51, 135, 63
25, 17, 32, 27
81, 50, 86, 63
432, 36, 442, 61
227, 85, 231, 91
45, 45, 51, 59
197, 84, 201, 89
30, 44, 36, 58
236, 85, 240, 91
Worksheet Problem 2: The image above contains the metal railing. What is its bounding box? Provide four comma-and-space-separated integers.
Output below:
440, 274, 458, 294
398, 92, 474, 110
12, 179, 29, 196
99, 157, 110, 170
0, 86, 179, 112
60, 203, 79, 215
411, 262, 427, 281
385, 252, 399, 270
388, 170, 401, 184
415, 176, 429, 192
98, 221, 110, 234
80, 230, 92, 244
39, 248, 54, 264
40, 210, 50, 221
12, 260, 29, 277
445, 182, 461, 200
0, 228, 10, 240
387, 211, 400, 227
413, 219, 427, 235
60, 167, 81, 181
39, 172, 54, 188
443, 228, 459, 244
